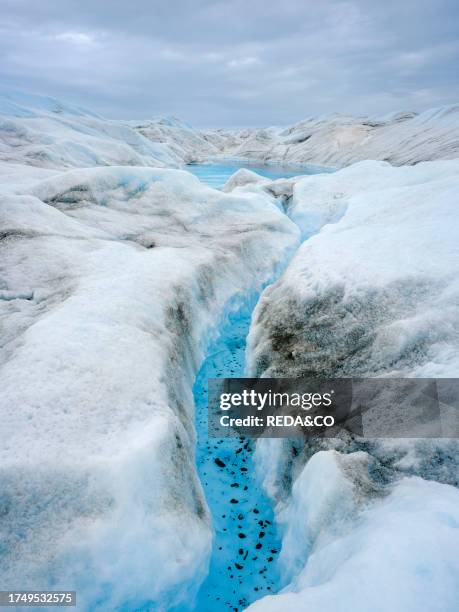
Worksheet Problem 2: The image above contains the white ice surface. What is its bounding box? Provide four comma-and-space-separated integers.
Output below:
221, 168, 271, 192
0, 89, 185, 170
1, 88, 459, 612
247, 450, 459, 612
248, 158, 459, 379
202, 105, 459, 167
246, 159, 459, 611
130, 116, 220, 164
0, 163, 299, 609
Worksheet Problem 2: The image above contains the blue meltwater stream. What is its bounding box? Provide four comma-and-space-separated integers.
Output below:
193, 298, 281, 611
187, 162, 327, 611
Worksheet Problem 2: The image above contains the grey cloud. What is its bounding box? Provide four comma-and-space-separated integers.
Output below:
0, 0, 458, 126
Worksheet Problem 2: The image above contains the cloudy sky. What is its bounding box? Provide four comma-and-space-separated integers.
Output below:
1, 0, 458, 126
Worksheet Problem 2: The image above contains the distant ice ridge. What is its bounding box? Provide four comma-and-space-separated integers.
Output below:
3, 89, 459, 172
202, 105, 459, 166
128, 117, 220, 164
0, 89, 213, 170
240, 159, 459, 611
0, 164, 299, 609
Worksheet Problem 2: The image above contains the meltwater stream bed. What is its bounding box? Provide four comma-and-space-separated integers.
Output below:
185, 161, 332, 611
193, 295, 281, 611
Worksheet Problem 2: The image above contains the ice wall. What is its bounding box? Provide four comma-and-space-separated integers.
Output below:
248, 159, 459, 382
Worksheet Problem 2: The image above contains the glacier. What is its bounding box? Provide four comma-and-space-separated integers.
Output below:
248, 158, 459, 382
0, 89, 213, 170
200, 105, 459, 167
0, 88, 458, 611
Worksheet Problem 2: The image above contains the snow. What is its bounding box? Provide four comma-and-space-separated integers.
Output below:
247, 450, 459, 612
0, 163, 299, 608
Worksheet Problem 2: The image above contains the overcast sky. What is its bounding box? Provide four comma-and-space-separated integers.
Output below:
1, 0, 458, 127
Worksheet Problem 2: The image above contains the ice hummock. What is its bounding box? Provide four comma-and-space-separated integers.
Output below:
0, 89, 210, 170
248, 159, 459, 381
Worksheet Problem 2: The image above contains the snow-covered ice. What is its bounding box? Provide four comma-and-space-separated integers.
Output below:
0, 90, 198, 169
129, 117, 220, 164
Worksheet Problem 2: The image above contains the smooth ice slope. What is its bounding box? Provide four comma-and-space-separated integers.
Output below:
0, 164, 299, 609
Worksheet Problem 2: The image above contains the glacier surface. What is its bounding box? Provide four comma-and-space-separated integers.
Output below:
0, 90, 211, 170
201, 105, 459, 167
245, 159, 459, 611
247, 451, 459, 612
0, 161, 299, 609
1, 88, 459, 612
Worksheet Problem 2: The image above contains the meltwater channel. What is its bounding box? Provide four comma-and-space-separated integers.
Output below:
185, 161, 327, 611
